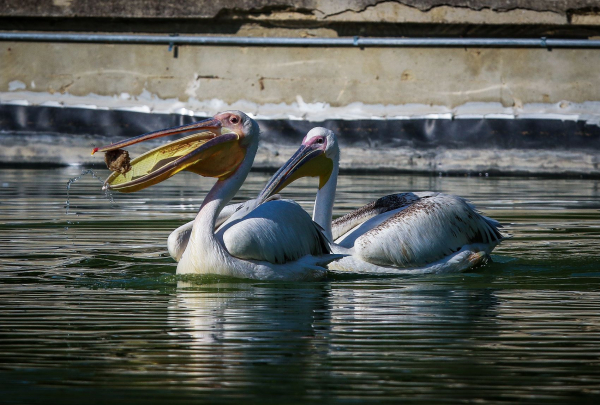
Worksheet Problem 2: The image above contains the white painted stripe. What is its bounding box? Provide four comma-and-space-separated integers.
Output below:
2, 91, 600, 126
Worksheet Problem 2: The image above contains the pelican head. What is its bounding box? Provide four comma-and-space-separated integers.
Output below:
92, 111, 258, 192
259, 127, 339, 201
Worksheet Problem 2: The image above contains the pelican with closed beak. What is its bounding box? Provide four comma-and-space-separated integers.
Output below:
93, 112, 341, 280
257, 127, 505, 273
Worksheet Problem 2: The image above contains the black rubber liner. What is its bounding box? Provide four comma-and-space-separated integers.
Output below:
2, 104, 600, 151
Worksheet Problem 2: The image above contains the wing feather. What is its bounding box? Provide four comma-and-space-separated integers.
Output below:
218, 200, 330, 264
353, 193, 503, 267
332, 192, 432, 240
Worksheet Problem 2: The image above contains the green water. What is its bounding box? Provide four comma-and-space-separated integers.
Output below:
1, 168, 600, 404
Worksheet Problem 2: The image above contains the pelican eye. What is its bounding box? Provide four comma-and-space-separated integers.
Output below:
316, 138, 324, 144
230, 116, 240, 124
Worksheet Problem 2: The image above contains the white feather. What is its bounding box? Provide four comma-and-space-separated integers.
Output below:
167, 196, 281, 262
330, 243, 492, 274
333, 192, 502, 268
218, 200, 329, 264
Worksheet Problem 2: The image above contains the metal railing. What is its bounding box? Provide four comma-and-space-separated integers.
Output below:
1, 32, 600, 48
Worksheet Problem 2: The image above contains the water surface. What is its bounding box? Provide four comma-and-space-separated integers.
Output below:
1, 168, 600, 404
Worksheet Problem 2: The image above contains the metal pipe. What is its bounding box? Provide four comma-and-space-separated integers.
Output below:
1, 32, 600, 48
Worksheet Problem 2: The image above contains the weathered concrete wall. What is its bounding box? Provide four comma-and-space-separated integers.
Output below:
2, 0, 600, 26
2, 42, 600, 107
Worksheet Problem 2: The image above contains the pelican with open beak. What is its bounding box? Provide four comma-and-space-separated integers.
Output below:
92, 115, 246, 193
257, 127, 505, 274
92, 112, 341, 280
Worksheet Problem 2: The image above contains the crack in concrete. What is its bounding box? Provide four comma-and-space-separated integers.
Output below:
4, 1, 597, 19
317, 0, 564, 20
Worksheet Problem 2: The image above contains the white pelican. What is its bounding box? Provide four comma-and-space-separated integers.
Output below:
93, 112, 341, 280
257, 127, 505, 273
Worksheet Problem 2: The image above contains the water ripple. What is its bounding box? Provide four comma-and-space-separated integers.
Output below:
1, 168, 600, 404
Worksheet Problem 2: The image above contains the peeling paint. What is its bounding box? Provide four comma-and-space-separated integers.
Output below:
8, 80, 26, 91
2, 90, 600, 126
52, 0, 72, 7
185, 74, 201, 99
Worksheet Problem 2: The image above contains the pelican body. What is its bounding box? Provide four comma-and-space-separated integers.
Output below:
259, 127, 505, 273
93, 112, 340, 280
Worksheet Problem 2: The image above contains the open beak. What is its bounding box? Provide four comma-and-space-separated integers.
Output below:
92, 118, 222, 155
258, 144, 333, 201
92, 118, 246, 193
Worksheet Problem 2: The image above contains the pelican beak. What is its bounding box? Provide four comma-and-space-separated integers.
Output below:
92, 117, 246, 193
258, 144, 333, 201
92, 117, 222, 155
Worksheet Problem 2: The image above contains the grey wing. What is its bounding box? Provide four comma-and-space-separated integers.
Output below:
332, 192, 429, 241
217, 200, 330, 264
217, 194, 281, 230
354, 193, 503, 267
215, 194, 281, 229
167, 195, 282, 262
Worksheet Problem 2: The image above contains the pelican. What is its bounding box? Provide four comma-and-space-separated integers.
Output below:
93, 112, 341, 280
257, 127, 505, 273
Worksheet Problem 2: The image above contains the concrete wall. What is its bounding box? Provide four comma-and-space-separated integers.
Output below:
3, 0, 600, 26
2, 41, 600, 108
3, 0, 600, 110
1, 0, 600, 174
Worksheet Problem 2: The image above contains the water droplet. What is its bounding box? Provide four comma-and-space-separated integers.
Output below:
66, 169, 115, 214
